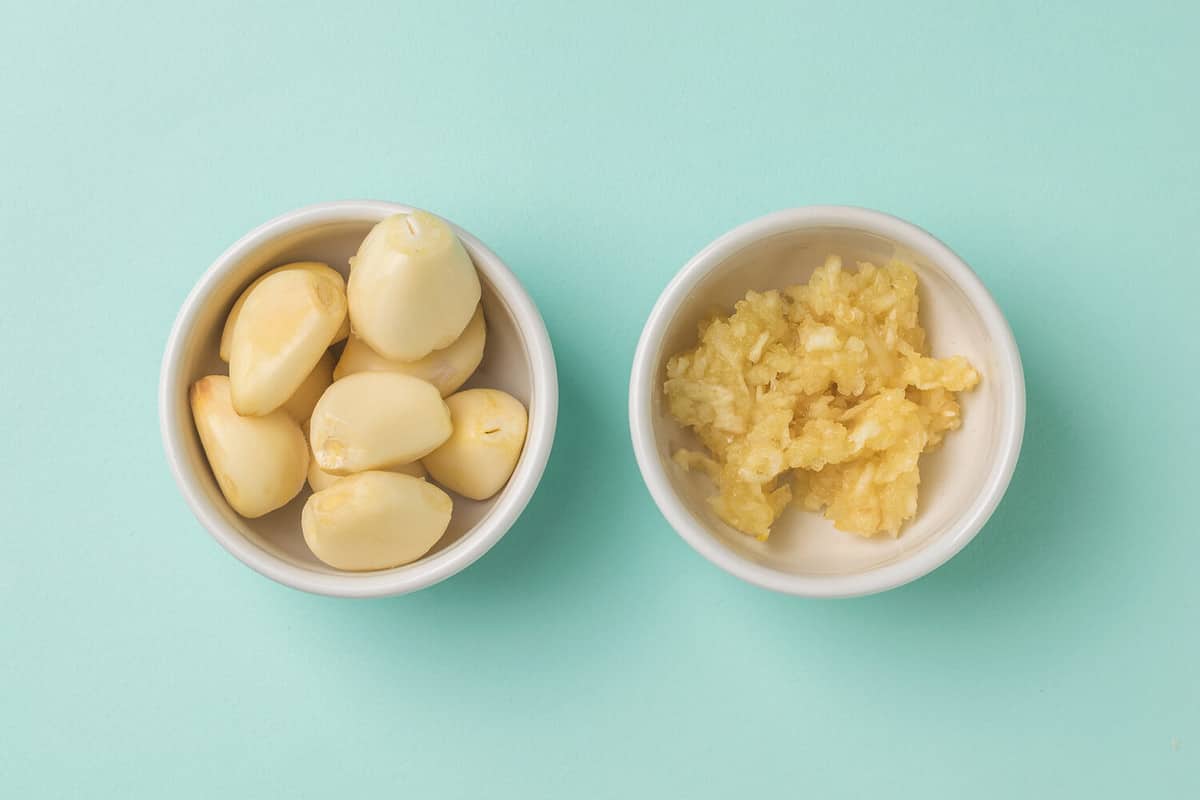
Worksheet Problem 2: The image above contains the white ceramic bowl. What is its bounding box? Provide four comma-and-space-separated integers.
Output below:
630, 206, 1024, 598
160, 200, 558, 597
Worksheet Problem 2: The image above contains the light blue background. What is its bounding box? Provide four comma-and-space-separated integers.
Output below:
2, 1, 1196, 796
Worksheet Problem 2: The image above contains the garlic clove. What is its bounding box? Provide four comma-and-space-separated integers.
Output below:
219, 262, 348, 362
229, 268, 347, 416
190, 375, 308, 518
346, 211, 481, 362
309, 372, 451, 475
302, 471, 452, 570
422, 388, 527, 500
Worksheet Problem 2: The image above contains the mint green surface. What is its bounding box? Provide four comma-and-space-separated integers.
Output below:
1, 1, 1196, 796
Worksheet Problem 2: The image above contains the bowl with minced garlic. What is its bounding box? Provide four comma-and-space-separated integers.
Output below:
630, 207, 1024, 597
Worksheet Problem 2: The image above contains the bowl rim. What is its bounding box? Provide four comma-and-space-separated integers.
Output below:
159, 199, 558, 598
628, 205, 1025, 598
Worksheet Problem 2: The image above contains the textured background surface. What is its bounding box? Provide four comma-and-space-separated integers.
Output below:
1, 1, 1196, 796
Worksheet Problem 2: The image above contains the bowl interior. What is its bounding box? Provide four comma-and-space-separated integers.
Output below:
648, 225, 1008, 577
165, 215, 535, 578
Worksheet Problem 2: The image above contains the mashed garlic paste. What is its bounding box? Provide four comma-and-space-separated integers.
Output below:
664, 255, 980, 539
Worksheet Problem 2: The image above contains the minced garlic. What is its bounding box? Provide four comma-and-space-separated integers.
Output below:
664, 255, 979, 539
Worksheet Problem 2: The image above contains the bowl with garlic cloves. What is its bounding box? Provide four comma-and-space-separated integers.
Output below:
161, 201, 558, 597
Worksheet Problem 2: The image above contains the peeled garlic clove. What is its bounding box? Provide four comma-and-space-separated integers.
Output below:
190, 375, 308, 518
309, 372, 451, 474
307, 457, 426, 493
219, 262, 348, 362
229, 268, 347, 416
346, 211, 482, 362
422, 388, 528, 500
281, 350, 334, 422
302, 471, 452, 570
333, 305, 486, 396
